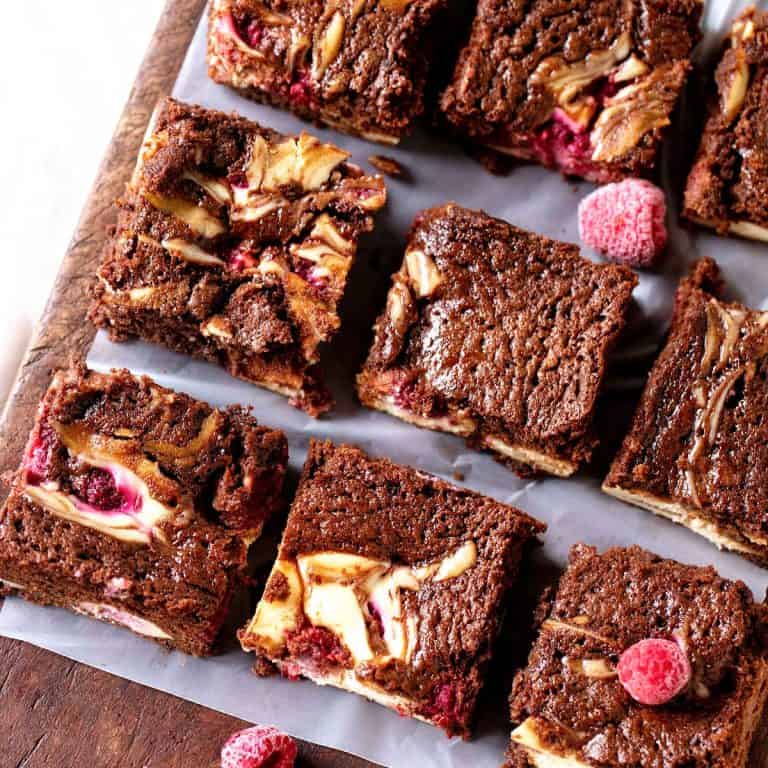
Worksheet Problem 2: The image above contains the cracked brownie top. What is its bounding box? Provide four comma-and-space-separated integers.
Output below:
207, 0, 451, 142
359, 204, 637, 470
684, 8, 768, 239
441, 0, 702, 180
509, 544, 768, 768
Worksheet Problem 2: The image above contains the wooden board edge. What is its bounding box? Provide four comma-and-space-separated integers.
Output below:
0, 0, 208, 490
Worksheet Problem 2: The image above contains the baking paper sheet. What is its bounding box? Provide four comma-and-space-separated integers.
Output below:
2, 3, 768, 766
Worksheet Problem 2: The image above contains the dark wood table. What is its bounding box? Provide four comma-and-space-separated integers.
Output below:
0, 2, 377, 765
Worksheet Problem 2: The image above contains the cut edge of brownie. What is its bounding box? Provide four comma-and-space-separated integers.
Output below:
356, 393, 579, 477
601, 484, 768, 565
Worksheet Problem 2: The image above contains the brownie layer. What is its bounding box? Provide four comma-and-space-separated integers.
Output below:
90, 98, 386, 415
0, 366, 288, 656
358, 203, 637, 477
441, 0, 701, 181
508, 545, 768, 768
683, 8, 768, 241
604, 259, 768, 565
240, 439, 545, 737
207, 0, 451, 143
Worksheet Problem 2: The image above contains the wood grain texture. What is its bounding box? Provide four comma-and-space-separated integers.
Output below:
0, 1, 380, 765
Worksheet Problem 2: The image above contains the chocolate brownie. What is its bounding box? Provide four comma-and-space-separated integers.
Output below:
357, 204, 637, 477
604, 258, 768, 565
508, 545, 768, 768
90, 98, 386, 415
207, 0, 450, 144
239, 439, 545, 737
683, 8, 768, 242
0, 366, 288, 656
441, 0, 702, 182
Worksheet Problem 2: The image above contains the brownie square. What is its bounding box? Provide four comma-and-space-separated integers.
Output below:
683, 8, 768, 242
357, 204, 637, 477
0, 366, 288, 656
441, 0, 702, 182
508, 545, 768, 768
90, 98, 386, 416
207, 0, 450, 144
604, 258, 768, 565
239, 439, 545, 737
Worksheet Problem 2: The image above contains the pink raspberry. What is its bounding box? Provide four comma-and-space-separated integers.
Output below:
221, 725, 297, 768
578, 178, 667, 267
617, 638, 691, 706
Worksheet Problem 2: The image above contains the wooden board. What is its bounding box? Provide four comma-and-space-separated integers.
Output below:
0, 2, 378, 765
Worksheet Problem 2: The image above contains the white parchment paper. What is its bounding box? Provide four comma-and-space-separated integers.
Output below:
2, 3, 768, 766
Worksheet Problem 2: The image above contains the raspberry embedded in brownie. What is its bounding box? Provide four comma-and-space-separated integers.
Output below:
207, 0, 452, 144
89, 98, 386, 416
0, 365, 288, 656
441, 0, 702, 182
683, 8, 768, 242
239, 439, 545, 738
604, 258, 768, 566
507, 545, 768, 768
357, 203, 637, 477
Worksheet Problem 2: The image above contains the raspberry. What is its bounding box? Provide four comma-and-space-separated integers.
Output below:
617, 638, 691, 705
71, 468, 125, 511
578, 178, 667, 267
289, 71, 313, 108
221, 725, 297, 768
23, 422, 58, 484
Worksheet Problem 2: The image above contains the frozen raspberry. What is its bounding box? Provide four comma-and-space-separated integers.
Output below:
578, 178, 667, 267
618, 638, 691, 705
221, 725, 297, 768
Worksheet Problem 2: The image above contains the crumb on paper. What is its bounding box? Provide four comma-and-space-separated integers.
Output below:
369, 154, 409, 180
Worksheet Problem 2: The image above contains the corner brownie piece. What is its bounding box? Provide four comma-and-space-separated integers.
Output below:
441, 0, 702, 182
90, 98, 386, 415
683, 8, 768, 242
604, 258, 768, 565
239, 439, 545, 737
207, 0, 450, 144
357, 204, 637, 477
0, 366, 288, 656
508, 545, 768, 768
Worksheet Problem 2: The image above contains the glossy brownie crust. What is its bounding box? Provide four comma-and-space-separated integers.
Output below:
357, 204, 637, 477
207, 0, 450, 143
441, 0, 701, 181
240, 439, 545, 737
683, 8, 768, 242
604, 259, 768, 565
90, 98, 386, 415
0, 366, 288, 656
508, 545, 768, 768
